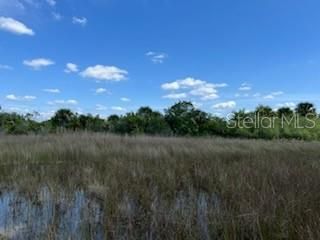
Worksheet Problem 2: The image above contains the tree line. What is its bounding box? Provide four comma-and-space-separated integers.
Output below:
1, 102, 320, 140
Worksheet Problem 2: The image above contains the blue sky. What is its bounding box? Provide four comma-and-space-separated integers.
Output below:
1, 0, 320, 119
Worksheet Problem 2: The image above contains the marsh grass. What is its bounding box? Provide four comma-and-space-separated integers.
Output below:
0, 133, 319, 239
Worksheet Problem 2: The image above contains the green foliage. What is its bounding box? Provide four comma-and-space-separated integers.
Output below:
107, 107, 171, 135
78, 114, 107, 132
2, 102, 320, 141
204, 117, 228, 136
277, 107, 294, 117
295, 102, 316, 116
0, 111, 41, 135
51, 109, 77, 130
255, 105, 275, 116
165, 101, 209, 136
136, 107, 171, 135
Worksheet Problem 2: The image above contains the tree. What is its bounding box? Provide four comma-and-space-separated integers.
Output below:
0, 112, 29, 134
136, 107, 170, 135
79, 114, 107, 132
255, 105, 275, 116
277, 107, 293, 117
231, 109, 249, 122
107, 115, 120, 133
51, 109, 77, 130
165, 101, 209, 136
137, 107, 154, 118
116, 112, 141, 134
295, 102, 316, 117
205, 116, 228, 136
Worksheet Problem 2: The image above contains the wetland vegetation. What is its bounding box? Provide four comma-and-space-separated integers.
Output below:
0, 133, 319, 239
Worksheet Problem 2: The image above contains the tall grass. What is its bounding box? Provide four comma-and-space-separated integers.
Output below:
0, 133, 319, 239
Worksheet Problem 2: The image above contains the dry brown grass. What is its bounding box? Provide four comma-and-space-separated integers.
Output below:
0, 133, 319, 239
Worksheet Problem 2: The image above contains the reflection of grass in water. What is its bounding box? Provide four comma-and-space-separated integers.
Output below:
0, 188, 104, 239
0, 133, 320, 239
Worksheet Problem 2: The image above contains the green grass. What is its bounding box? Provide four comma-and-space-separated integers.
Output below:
0, 133, 319, 239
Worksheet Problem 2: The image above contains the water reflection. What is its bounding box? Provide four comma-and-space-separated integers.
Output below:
0, 187, 104, 239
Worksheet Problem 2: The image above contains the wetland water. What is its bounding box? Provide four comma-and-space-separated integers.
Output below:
0, 158, 220, 239
0, 185, 219, 240
0, 187, 104, 239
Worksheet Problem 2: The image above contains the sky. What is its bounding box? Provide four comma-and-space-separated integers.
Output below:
1, 0, 320, 119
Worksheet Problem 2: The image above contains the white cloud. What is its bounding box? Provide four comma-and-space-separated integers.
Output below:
23, 58, 55, 70
178, 77, 205, 88
96, 104, 107, 111
66, 99, 78, 105
264, 94, 274, 99
189, 84, 219, 100
80, 65, 128, 81
52, 12, 62, 21
161, 82, 180, 90
48, 99, 78, 105
112, 106, 126, 112
0, 17, 34, 36
163, 93, 187, 99
146, 51, 168, 64
212, 101, 236, 110
214, 83, 228, 88
0, 64, 13, 70
120, 97, 131, 102
263, 91, 284, 99
239, 86, 251, 91
162, 78, 201, 91
239, 82, 252, 91
72, 16, 87, 26
236, 91, 255, 98
6, 94, 18, 101
162, 77, 227, 91
161, 77, 227, 101
38, 110, 55, 120
6, 94, 36, 101
95, 88, 107, 94
271, 91, 284, 96
24, 95, 36, 100
43, 88, 60, 93
200, 93, 219, 101
276, 102, 295, 109
46, 0, 56, 6
192, 101, 203, 108
64, 63, 78, 73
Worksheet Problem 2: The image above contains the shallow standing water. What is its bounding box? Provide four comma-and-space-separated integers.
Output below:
0, 185, 220, 240
0, 187, 104, 239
